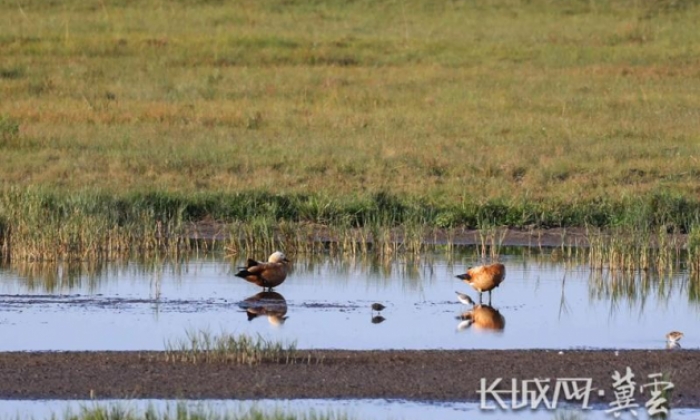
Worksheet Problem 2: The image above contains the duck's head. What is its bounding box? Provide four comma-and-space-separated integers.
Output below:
268, 251, 289, 263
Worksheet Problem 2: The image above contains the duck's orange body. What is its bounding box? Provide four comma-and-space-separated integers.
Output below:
456, 263, 505, 303
235, 251, 290, 290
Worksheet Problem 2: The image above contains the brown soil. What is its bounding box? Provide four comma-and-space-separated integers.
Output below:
1, 350, 699, 408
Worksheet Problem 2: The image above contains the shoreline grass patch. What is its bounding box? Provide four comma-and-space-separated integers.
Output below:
163, 329, 301, 365
2, 187, 700, 263
54, 403, 351, 420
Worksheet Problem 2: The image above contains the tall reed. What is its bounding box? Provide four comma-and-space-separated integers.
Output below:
0, 188, 198, 262
585, 225, 687, 275
3, 187, 700, 267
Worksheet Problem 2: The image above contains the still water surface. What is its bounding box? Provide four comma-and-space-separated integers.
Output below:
0, 251, 697, 351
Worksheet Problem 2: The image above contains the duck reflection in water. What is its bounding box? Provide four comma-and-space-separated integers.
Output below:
237, 291, 288, 326
456, 304, 505, 332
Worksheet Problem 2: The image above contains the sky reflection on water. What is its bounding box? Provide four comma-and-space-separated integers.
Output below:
0, 250, 697, 351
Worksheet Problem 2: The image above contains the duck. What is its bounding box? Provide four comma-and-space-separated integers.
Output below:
456, 263, 505, 304
235, 251, 290, 290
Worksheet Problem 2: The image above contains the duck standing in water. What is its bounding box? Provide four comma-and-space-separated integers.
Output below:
456, 263, 505, 304
235, 251, 290, 290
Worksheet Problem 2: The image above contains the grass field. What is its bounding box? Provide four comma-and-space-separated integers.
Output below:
1, 0, 700, 259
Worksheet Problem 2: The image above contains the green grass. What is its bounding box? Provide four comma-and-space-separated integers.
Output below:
163, 329, 302, 365
54, 403, 350, 420
1, 0, 700, 260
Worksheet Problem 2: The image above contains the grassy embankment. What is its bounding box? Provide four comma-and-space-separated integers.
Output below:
1, 0, 700, 264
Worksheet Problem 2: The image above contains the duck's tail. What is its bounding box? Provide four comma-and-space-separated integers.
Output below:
238, 258, 259, 270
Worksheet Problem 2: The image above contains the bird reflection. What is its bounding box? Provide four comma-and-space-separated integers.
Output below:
370, 303, 387, 324
237, 291, 288, 326
456, 304, 505, 332
666, 342, 682, 350
665, 331, 683, 350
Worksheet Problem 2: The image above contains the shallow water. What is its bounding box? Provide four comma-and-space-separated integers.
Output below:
0, 251, 697, 351
1, 399, 698, 420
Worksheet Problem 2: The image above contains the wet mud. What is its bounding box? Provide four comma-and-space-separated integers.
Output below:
1, 350, 698, 407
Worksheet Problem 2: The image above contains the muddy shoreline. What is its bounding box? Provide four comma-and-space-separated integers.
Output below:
1, 350, 698, 408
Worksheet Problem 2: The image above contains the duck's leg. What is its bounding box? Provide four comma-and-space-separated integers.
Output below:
488, 290, 492, 305
478, 292, 483, 304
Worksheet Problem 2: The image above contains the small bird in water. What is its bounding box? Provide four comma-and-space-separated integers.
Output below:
235, 251, 290, 291
371, 315, 386, 324
455, 291, 475, 306
456, 263, 506, 304
666, 331, 684, 347
371, 303, 386, 312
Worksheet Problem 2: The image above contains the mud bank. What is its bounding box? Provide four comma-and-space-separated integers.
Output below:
0, 350, 697, 407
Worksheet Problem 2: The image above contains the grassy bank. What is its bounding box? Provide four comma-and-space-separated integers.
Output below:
1, 0, 700, 260
1, 188, 699, 262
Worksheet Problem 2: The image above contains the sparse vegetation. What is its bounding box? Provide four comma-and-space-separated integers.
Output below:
54, 403, 350, 420
163, 329, 304, 365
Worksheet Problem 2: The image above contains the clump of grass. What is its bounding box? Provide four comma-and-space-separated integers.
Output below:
585, 225, 686, 275
163, 329, 300, 365
0, 114, 19, 143
0, 188, 201, 262
687, 224, 700, 275
476, 221, 508, 260
57, 403, 351, 420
